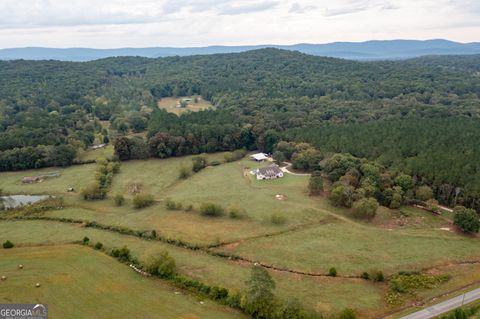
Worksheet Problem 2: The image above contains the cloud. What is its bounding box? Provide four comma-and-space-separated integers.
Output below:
0, 0, 478, 48
161, 0, 278, 15
217, 1, 279, 15
289, 3, 317, 14
0, 0, 164, 28
321, 0, 400, 17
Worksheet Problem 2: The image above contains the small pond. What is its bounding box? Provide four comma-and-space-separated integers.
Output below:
0, 195, 49, 209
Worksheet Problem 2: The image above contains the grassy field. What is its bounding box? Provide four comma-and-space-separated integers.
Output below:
157, 96, 214, 115
0, 220, 384, 316
0, 164, 96, 195
0, 245, 245, 319
109, 153, 224, 199
1, 154, 480, 318
214, 221, 480, 275
75, 144, 114, 162
40, 157, 330, 245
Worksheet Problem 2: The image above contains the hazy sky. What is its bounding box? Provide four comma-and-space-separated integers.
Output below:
0, 0, 478, 48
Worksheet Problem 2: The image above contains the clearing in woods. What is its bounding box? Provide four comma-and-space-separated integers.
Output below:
157, 96, 214, 115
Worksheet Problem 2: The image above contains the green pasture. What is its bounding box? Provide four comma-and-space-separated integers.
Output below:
216, 220, 480, 276
0, 244, 244, 319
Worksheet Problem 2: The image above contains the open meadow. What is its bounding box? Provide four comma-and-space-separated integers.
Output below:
1, 154, 479, 318
0, 244, 245, 319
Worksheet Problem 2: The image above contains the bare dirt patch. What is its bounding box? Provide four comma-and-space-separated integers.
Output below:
128, 183, 143, 194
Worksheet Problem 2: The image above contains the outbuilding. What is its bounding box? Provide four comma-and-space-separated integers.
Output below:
251, 153, 268, 161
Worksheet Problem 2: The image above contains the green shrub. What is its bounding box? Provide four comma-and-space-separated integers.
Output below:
184, 204, 193, 211
200, 202, 224, 217
114, 194, 125, 206
192, 155, 208, 172
339, 308, 357, 319
111, 246, 131, 262
384, 292, 403, 306
82, 237, 90, 245
2, 240, 14, 249
228, 204, 248, 219
165, 198, 183, 210
390, 272, 450, 293
270, 213, 287, 225
328, 267, 337, 277
178, 165, 192, 179
370, 270, 384, 282
209, 160, 222, 166
415, 185, 433, 201
453, 206, 480, 233
94, 242, 103, 250
132, 193, 155, 209
352, 197, 379, 220
360, 272, 370, 280
225, 149, 247, 162
81, 183, 107, 200
145, 251, 176, 278
224, 152, 234, 162
209, 286, 229, 300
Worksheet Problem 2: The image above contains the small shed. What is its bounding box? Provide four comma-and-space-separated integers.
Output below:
251, 153, 268, 162
22, 176, 41, 184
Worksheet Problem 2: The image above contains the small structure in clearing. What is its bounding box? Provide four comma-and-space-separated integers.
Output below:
251, 153, 268, 162
255, 165, 284, 180
88, 143, 106, 150
22, 172, 60, 184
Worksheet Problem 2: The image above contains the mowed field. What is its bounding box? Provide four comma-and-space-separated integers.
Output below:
0, 245, 245, 319
0, 164, 96, 195
41, 156, 331, 244
157, 96, 214, 115
75, 144, 114, 162
1, 154, 480, 317
0, 220, 384, 316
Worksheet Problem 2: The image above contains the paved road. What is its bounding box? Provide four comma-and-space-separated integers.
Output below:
400, 288, 480, 319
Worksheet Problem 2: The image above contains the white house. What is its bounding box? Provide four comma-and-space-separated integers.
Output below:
251, 153, 268, 161
256, 165, 284, 180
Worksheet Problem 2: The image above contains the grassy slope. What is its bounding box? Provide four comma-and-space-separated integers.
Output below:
215, 221, 479, 275
0, 164, 96, 195
75, 144, 114, 162
42, 158, 330, 245
1, 155, 479, 318
0, 220, 384, 316
0, 245, 245, 319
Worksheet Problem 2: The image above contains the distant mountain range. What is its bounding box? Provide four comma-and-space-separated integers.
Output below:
1, 39, 479, 61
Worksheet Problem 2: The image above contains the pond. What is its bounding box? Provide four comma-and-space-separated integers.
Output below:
0, 195, 50, 209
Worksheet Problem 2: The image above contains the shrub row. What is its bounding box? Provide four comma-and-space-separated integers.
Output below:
390, 271, 450, 293
81, 158, 120, 200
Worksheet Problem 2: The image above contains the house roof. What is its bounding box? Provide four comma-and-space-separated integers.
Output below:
257, 165, 282, 176
251, 153, 268, 161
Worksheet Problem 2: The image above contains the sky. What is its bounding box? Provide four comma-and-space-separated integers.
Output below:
0, 0, 479, 48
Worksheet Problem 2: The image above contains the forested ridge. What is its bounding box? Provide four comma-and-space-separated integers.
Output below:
1, 49, 480, 208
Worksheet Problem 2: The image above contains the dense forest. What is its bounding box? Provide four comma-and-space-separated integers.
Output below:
1, 49, 479, 209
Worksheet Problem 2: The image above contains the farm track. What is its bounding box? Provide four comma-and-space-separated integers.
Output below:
207, 216, 337, 249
